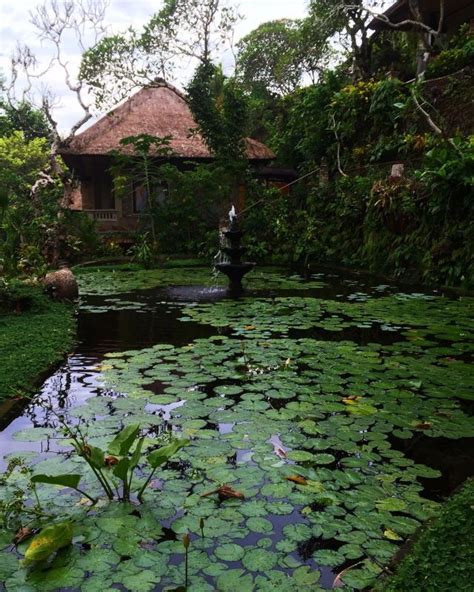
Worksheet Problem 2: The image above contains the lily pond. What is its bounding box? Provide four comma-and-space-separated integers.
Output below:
1, 264, 473, 591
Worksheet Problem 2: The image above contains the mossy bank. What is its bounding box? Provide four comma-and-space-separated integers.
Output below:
376, 478, 474, 592
0, 283, 76, 402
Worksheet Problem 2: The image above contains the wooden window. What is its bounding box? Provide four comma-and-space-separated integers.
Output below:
93, 175, 115, 209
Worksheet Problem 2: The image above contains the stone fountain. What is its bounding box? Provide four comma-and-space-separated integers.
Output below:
215, 206, 255, 293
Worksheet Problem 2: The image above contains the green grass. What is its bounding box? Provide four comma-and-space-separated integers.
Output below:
376, 478, 474, 592
0, 283, 76, 401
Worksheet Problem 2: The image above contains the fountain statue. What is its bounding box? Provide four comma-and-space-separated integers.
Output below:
215, 205, 255, 293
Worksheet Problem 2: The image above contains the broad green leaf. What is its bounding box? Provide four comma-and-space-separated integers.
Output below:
31, 473, 81, 489
214, 543, 245, 561
0, 551, 19, 581
113, 457, 130, 482
130, 436, 145, 470
313, 549, 345, 568
147, 439, 189, 469
24, 522, 73, 562
293, 566, 321, 585
242, 548, 278, 571
108, 423, 140, 456
89, 446, 106, 469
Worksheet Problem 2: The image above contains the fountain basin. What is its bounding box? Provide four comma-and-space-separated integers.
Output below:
215, 262, 255, 293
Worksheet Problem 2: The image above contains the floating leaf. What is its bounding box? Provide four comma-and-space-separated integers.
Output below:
376, 498, 408, 512
148, 438, 189, 469
214, 543, 245, 561
286, 450, 314, 462
246, 517, 273, 534
242, 548, 278, 571
384, 528, 403, 541
216, 569, 254, 592
313, 549, 345, 568
24, 522, 73, 562
293, 566, 321, 585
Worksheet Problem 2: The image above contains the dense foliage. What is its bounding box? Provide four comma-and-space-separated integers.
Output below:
77, 2, 474, 288
107, 64, 255, 259
0, 124, 103, 277
0, 282, 75, 401
425, 24, 474, 79
187, 61, 248, 164
0, 131, 62, 276
0, 100, 51, 141
242, 59, 474, 287
235, 18, 331, 95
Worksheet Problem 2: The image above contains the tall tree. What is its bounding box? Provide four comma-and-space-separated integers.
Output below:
309, 0, 376, 79
187, 61, 248, 163
3, 0, 111, 268
236, 20, 304, 96
80, 0, 240, 111
235, 18, 332, 96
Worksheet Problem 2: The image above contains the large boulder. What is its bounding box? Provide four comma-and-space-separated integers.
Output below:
42, 268, 79, 301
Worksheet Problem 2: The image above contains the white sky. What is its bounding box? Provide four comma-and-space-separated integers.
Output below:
0, 0, 309, 133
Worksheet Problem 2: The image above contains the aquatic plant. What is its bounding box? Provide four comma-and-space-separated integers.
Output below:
33, 415, 188, 504
0, 458, 49, 532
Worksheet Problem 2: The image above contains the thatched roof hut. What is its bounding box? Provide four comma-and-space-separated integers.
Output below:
60, 83, 276, 233
60, 84, 274, 164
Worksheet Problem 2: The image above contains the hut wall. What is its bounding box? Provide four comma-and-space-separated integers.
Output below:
80, 180, 96, 210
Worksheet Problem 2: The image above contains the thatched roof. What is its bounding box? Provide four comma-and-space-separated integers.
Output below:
60, 84, 274, 161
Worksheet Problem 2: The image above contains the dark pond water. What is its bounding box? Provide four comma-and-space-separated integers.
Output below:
0, 266, 473, 592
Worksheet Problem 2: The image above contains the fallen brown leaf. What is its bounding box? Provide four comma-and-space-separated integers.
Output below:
13, 527, 35, 545
201, 484, 245, 501
415, 421, 432, 430
286, 475, 308, 485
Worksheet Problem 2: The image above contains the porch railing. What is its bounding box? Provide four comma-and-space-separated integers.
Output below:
83, 209, 118, 222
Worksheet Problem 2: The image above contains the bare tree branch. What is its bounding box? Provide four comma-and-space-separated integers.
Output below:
344, 0, 445, 38
411, 91, 443, 136
410, 86, 461, 153
6, 0, 111, 148
330, 113, 348, 178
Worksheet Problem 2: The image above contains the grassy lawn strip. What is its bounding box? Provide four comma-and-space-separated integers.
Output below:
377, 478, 474, 592
0, 283, 76, 401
